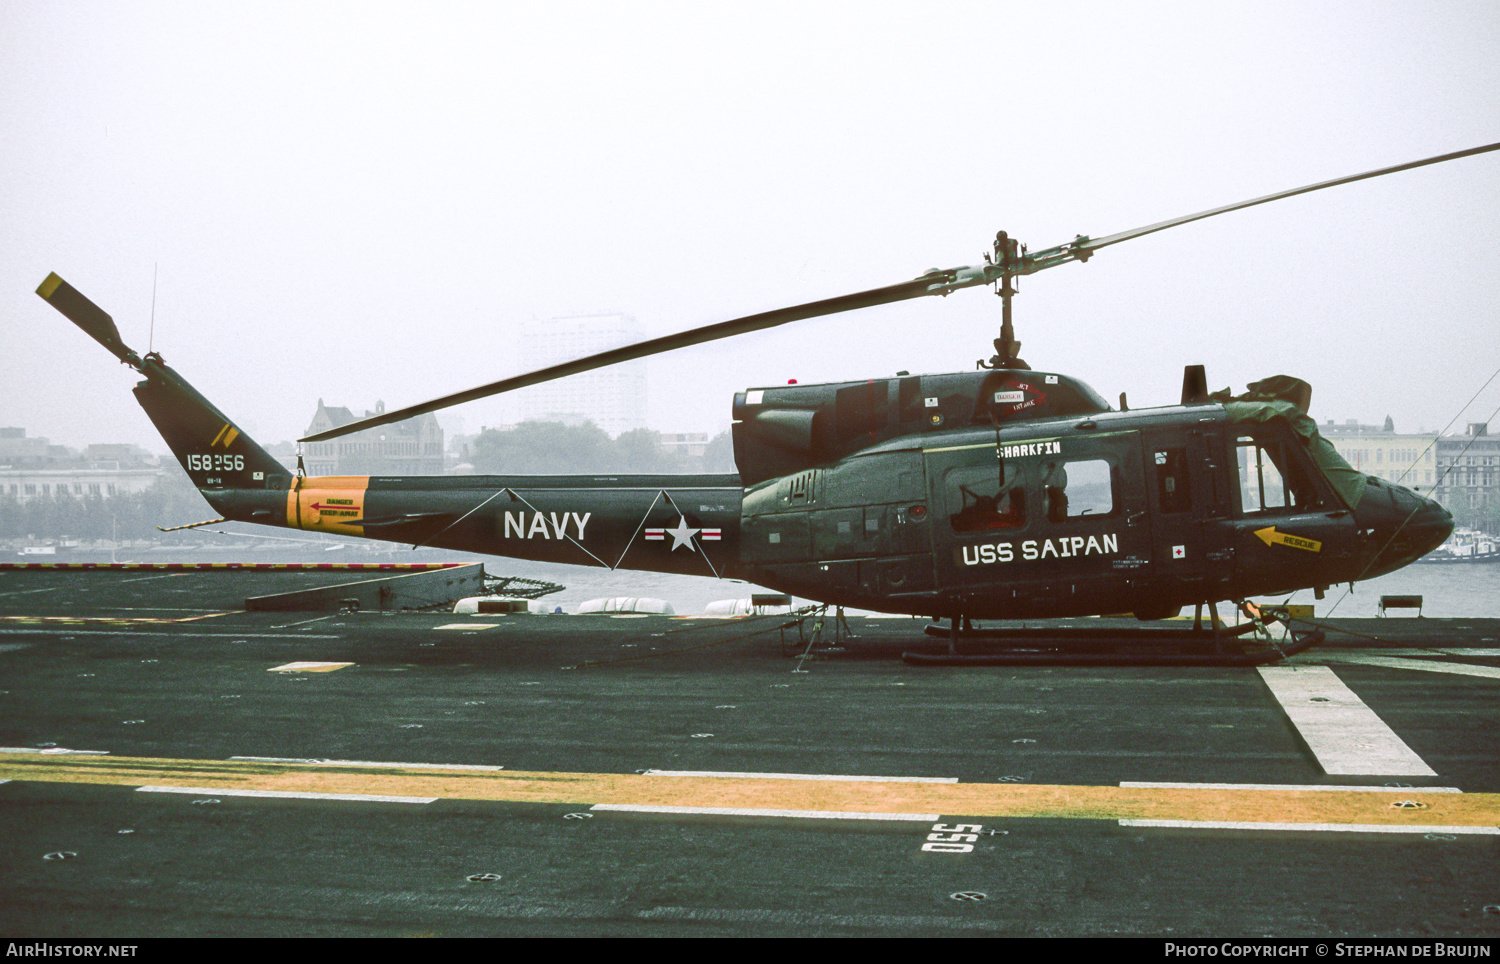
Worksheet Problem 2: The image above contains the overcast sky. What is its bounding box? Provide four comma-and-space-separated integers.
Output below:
4, 1, 1498, 455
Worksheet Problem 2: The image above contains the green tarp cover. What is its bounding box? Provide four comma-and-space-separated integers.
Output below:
1224, 399, 1364, 509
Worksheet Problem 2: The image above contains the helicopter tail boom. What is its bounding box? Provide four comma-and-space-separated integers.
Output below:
36, 274, 748, 579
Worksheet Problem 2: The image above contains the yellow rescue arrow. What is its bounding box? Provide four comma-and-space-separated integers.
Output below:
1254, 527, 1322, 552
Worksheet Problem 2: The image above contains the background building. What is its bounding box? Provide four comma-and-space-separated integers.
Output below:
1319, 417, 1500, 532
0, 428, 162, 503
1434, 423, 1499, 521
1319, 417, 1438, 491
658, 432, 710, 460
517, 313, 646, 437
302, 401, 444, 476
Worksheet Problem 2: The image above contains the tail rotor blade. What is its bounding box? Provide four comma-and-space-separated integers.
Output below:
36, 273, 139, 365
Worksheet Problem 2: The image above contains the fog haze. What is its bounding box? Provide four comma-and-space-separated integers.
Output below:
4, 2, 1499, 453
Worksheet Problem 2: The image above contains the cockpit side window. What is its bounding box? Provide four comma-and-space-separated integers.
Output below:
1234, 435, 1321, 514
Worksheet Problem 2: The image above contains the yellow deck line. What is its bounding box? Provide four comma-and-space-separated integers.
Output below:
0, 752, 1495, 827
0, 613, 231, 625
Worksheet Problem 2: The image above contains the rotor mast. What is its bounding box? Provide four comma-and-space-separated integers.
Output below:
987, 230, 1025, 370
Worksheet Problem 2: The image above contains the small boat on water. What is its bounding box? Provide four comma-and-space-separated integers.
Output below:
1417, 527, 1500, 563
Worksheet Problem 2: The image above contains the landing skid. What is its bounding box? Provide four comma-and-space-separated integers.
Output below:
903, 604, 1321, 667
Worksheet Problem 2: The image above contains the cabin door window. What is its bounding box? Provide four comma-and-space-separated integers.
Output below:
945, 464, 1026, 533
1153, 447, 1192, 514
1042, 458, 1115, 521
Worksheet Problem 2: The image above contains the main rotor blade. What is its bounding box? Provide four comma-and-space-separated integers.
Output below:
300, 274, 946, 442
1072, 141, 1500, 256
302, 140, 1500, 443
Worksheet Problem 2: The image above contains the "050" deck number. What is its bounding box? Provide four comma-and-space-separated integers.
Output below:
922, 822, 981, 853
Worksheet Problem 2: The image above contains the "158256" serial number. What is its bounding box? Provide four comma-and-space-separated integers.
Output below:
187, 454, 244, 472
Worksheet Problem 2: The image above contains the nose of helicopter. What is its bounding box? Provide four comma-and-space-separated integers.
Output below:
1354, 478, 1453, 579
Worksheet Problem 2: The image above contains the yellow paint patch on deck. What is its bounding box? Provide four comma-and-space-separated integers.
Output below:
1, 752, 1497, 830
268, 662, 355, 673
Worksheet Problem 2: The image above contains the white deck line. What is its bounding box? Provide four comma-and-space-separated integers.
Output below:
592, 803, 940, 821
267, 661, 354, 672
230, 756, 504, 771
1320, 655, 1500, 680
1258, 665, 1437, 776
0, 746, 110, 755
1322, 648, 1500, 658
1120, 781, 1461, 792
1120, 819, 1499, 835
137, 785, 436, 804
643, 769, 957, 783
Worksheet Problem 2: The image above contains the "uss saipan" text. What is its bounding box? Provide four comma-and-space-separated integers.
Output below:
958, 533, 1119, 566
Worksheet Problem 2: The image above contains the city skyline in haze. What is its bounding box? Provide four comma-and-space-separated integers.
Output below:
5, 3, 1499, 454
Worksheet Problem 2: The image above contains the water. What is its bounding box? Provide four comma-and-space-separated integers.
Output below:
14, 543, 767, 617
17, 543, 1500, 619
1254, 563, 1500, 620
537, 560, 1500, 619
